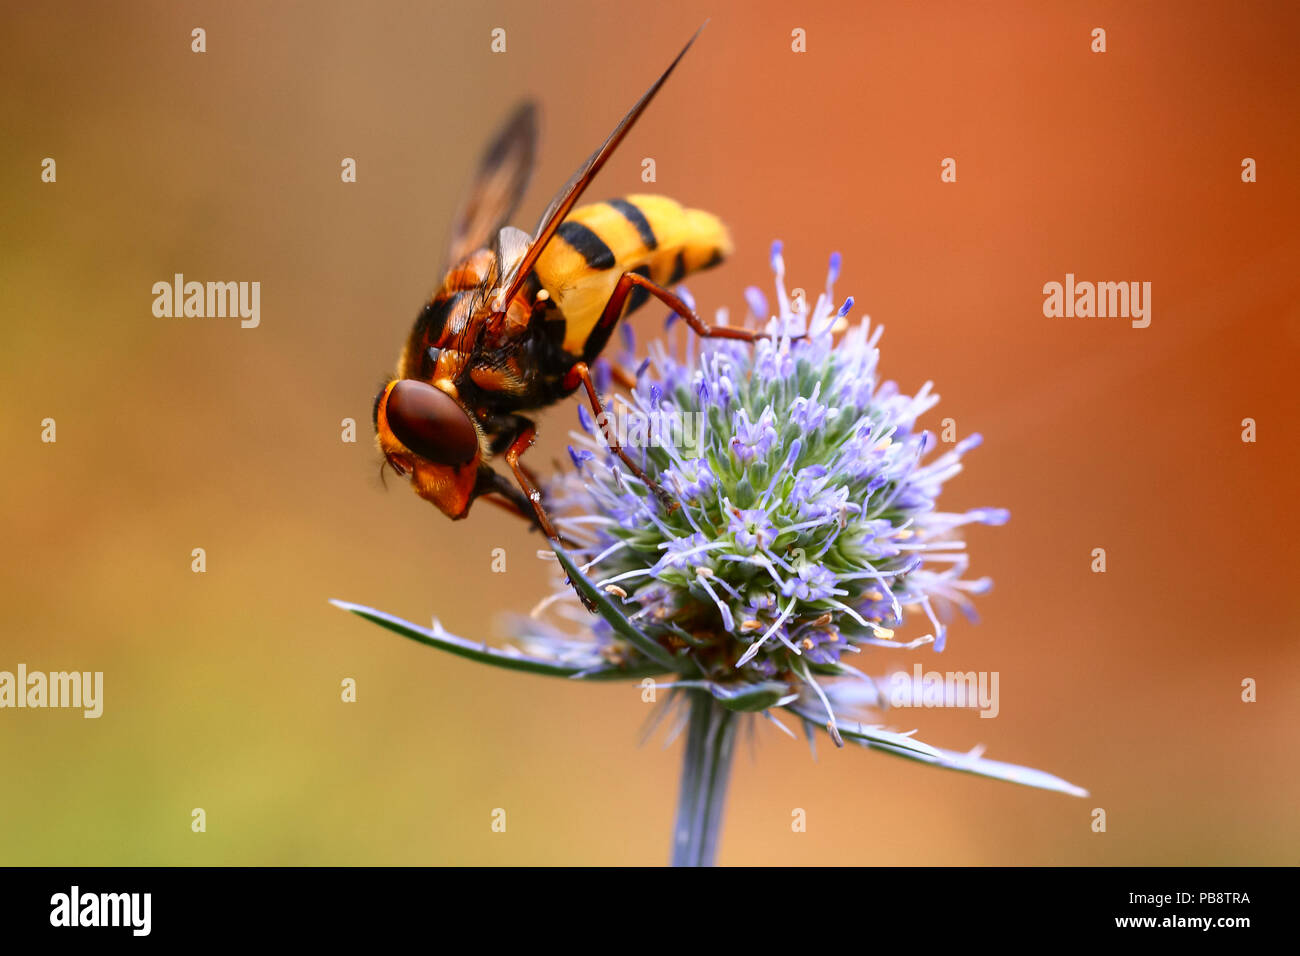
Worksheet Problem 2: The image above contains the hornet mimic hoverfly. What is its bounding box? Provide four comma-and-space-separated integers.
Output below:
372, 25, 765, 550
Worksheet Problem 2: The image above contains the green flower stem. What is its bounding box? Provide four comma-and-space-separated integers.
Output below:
670, 692, 738, 867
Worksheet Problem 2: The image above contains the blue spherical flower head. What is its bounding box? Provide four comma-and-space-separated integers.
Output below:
548, 245, 1011, 700
333, 244, 1087, 867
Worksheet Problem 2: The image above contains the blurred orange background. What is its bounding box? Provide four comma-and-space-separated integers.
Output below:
2, 0, 1297, 865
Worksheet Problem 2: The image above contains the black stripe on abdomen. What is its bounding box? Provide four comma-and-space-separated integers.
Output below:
557, 221, 616, 270
605, 198, 658, 250
667, 250, 687, 285
626, 265, 651, 315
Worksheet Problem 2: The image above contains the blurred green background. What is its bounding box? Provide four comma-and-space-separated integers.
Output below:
2, 0, 1297, 864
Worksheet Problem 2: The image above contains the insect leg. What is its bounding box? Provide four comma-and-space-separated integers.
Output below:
474, 466, 543, 527
590, 272, 784, 355
485, 414, 548, 491
501, 424, 562, 539
477, 489, 536, 523
501, 425, 596, 610
562, 362, 678, 513
475, 483, 582, 551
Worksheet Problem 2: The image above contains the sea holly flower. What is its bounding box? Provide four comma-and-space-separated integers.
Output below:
727, 506, 777, 552
729, 407, 778, 463
333, 243, 1086, 866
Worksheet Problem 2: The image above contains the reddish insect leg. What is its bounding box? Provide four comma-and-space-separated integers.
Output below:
502, 427, 596, 609
503, 425, 563, 542
595, 272, 770, 346
563, 362, 677, 513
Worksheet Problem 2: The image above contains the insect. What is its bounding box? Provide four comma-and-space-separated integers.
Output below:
372, 25, 765, 550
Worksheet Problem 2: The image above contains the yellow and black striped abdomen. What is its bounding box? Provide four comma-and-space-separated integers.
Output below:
533, 194, 732, 355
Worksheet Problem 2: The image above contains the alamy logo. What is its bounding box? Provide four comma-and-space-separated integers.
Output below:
0, 664, 102, 717
886, 664, 1000, 718
50, 886, 151, 936
590, 408, 706, 450
1042, 273, 1151, 328
152, 274, 260, 328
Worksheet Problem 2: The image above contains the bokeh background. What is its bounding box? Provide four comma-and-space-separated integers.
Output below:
2, 0, 1297, 865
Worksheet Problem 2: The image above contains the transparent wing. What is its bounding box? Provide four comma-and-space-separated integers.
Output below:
495, 23, 707, 308
446, 101, 538, 267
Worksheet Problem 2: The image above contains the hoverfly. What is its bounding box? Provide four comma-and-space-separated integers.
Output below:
372, 25, 763, 547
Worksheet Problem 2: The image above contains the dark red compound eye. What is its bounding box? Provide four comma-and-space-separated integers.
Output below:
384, 380, 479, 466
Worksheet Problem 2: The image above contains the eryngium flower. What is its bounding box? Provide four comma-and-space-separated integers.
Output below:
556, 244, 1006, 689
334, 244, 1086, 865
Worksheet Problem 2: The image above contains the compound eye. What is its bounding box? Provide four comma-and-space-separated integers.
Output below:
384, 380, 479, 466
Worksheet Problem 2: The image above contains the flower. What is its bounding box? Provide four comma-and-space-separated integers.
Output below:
543, 242, 1015, 693
333, 243, 1086, 865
